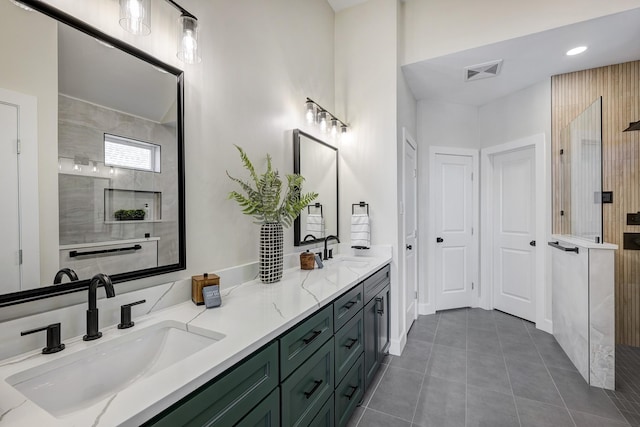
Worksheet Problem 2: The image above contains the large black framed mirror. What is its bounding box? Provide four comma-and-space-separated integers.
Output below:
293, 129, 338, 246
0, 1, 185, 307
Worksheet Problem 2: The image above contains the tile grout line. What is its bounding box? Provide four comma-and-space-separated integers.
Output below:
409, 312, 440, 426
524, 323, 578, 427
362, 406, 417, 426
497, 318, 524, 427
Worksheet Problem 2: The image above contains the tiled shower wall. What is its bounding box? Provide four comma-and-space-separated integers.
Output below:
552, 60, 640, 346
58, 94, 179, 267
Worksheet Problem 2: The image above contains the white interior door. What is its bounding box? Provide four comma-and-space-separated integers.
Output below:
403, 132, 418, 332
0, 101, 22, 289
434, 154, 474, 310
492, 147, 536, 321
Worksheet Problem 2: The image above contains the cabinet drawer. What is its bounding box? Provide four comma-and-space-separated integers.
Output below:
335, 311, 364, 385
334, 283, 363, 332
309, 394, 334, 427
281, 338, 334, 427
280, 305, 333, 380
363, 265, 390, 303
144, 342, 278, 427
335, 355, 364, 427
236, 387, 280, 427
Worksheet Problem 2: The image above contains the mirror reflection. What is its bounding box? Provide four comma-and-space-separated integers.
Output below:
0, 4, 184, 301
293, 129, 338, 246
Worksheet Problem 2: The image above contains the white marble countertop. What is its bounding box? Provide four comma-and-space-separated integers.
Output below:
0, 252, 391, 426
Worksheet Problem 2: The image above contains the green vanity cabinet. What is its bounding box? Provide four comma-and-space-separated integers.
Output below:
334, 311, 364, 384
143, 341, 279, 427
308, 394, 335, 427
363, 265, 391, 389
335, 355, 364, 427
334, 284, 363, 332
236, 388, 280, 427
281, 338, 334, 427
145, 263, 390, 427
280, 305, 333, 380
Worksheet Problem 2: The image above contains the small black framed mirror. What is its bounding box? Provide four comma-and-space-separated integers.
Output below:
293, 129, 338, 246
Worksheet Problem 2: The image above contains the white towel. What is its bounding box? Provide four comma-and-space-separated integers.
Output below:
351, 214, 370, 248
306, 213, 325, 239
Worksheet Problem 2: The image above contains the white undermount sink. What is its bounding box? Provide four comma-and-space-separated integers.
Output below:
331, 257, 371, 268
6, 320, 225, 418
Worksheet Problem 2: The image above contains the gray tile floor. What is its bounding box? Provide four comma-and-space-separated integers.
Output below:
347, 308, 637, 427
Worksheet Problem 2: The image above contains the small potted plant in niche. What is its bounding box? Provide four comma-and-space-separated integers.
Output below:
227, 145, 318, 283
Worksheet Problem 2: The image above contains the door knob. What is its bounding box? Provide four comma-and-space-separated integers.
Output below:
530, 240, 536, 247
406, 244, 412, 250
436, 237, 444, 243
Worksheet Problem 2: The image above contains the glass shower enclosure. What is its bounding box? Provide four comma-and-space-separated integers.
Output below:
558, 97, 603, 243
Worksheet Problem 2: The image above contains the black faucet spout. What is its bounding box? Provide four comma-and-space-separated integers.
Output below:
323, 235, 340, 260
53, 268, 78, 284
84, 273, 115, 341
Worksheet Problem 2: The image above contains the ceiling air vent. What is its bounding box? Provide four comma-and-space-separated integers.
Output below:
464, 59, 503, 82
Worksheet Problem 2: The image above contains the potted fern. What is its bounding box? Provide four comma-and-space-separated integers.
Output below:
227, 145, 318, 283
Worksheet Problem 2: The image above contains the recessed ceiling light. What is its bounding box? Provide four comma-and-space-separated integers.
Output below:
566, 46, 588, 56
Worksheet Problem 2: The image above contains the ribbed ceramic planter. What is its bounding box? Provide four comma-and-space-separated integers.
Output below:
260, 222, 284, 283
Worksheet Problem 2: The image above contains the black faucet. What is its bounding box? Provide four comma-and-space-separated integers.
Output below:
53, 268, 78, 284
83, 273, 115, 341
323, 235, 340, 260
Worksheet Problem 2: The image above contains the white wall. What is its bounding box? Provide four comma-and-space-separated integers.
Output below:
402, 0, 640, 64
397, 1, 418, 337
479, 80, 552, 148
335, 0, 404, 353
0, 0, 336, 321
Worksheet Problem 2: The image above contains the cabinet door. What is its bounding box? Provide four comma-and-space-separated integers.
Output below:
335, 355, 364, 427
363, 298, 379, 389
236, 387, 280, 427
308, 394, 334, 427
281, 338, 334, 427
280, 305, 333, 380
335, 311, 364, 385
143, 342, 278, 427
377, 286, 391, 357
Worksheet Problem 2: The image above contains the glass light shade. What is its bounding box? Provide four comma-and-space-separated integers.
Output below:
177, 15, 201, 64
305, 101, 316, 124
341, 124, 348, 134
330, 118, 339, 137
119, 0, 151, 36
10, 1, 34, 11
318, 111, 328, 132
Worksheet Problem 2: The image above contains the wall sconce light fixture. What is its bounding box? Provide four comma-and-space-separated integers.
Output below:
304, 98, 349, 139
118, 0, 201, 64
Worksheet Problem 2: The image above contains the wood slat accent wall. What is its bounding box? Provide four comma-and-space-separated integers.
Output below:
551, 60, 640, 346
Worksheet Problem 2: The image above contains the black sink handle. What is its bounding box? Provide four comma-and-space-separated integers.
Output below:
21, 323, 65, 354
